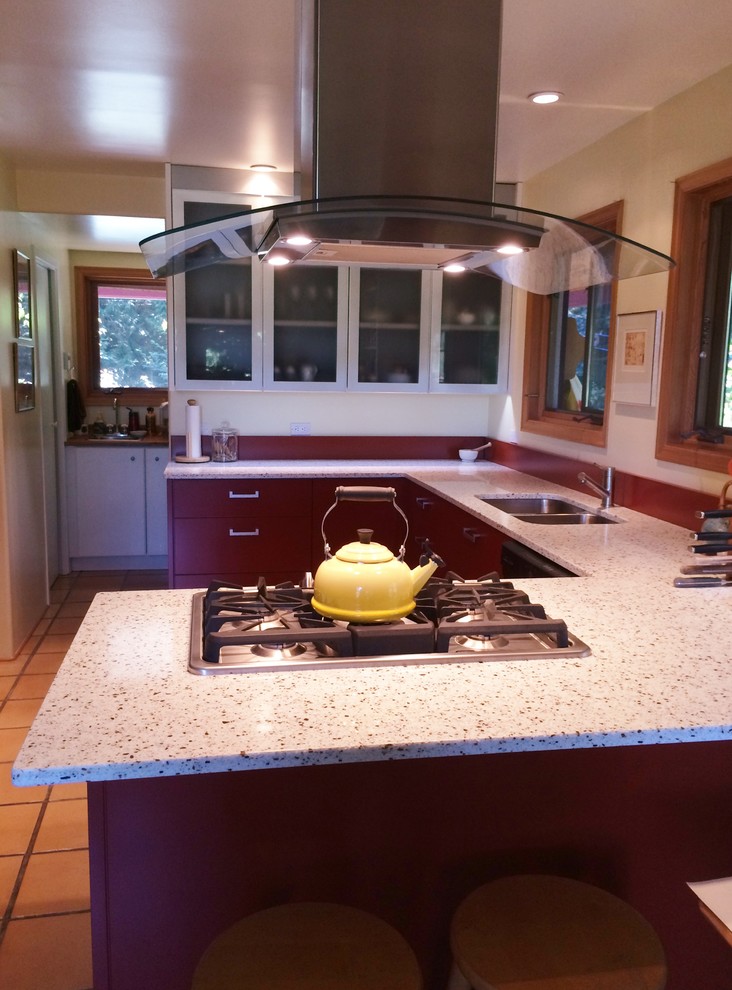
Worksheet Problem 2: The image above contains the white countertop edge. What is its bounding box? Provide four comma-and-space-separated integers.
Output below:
14, 722, 732, 787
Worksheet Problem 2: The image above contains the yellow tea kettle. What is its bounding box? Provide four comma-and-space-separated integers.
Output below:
311, 487, 443, 623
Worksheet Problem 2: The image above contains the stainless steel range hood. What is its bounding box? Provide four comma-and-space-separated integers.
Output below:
140, 0, 673, 294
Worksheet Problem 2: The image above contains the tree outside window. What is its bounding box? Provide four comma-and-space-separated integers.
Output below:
75, 267, 168, 407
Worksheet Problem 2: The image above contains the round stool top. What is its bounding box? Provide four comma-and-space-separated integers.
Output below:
192, 901, 422, 990
450, 875, 667, 990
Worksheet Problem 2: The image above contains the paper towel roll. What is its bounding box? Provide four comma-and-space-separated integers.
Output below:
185, 400, 202, 459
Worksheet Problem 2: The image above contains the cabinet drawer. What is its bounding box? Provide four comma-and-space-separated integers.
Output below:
173, 517, 311, 574
172, 479, 312, 519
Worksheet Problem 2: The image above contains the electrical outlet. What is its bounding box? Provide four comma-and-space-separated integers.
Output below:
290, 422, 311, 436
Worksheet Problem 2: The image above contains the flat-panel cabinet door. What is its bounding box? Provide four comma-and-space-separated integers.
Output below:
263, 265, 349, 389
67, 448, 146, 557
348, 268, 430, 390
171, 193, 264, 390
144, 449, 168, 556
429, 270, 510, 392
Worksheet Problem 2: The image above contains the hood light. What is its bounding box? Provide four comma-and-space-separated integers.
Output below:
443, 262, 467, 273
529, 91, 562, 105
496, 243, 525, 255
266, 250, 295, 266
286, 234, 314, 246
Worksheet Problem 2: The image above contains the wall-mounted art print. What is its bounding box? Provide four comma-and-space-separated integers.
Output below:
613, 310, 662, 406
13, 249, 32, 339
13, 340, 36, 412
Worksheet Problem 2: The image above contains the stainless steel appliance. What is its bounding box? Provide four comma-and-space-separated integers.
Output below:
189, 574, 590, 674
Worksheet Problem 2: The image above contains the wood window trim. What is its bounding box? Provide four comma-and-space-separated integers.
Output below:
74, 266, 168, 408
656, 158, 732, 472
520, 202, 622, 449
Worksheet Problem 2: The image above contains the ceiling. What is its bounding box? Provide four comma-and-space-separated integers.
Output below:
3, 0, 732, 243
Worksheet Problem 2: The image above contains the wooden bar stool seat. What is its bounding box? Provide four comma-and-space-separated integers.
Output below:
192, 901, 423, 990
449, 875, 667, 990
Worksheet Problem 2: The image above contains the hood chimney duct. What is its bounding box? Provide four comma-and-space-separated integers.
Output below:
301, 0, 501, 202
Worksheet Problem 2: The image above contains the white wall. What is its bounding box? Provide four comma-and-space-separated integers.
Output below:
0, 172, 162, 659
0, 158, 74, 658
489, 63, 732, 498
168, 390, 494, 439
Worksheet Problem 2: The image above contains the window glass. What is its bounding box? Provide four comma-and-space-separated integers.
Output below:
546, 284, 611, 415
96, 283, 168, 389
696, 196, 732, 432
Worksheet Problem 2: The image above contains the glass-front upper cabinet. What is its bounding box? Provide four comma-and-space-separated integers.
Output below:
429, 270, 510, 392
262, 265, 349, 390
347, 268, 430, 391
171, 192, 264, 390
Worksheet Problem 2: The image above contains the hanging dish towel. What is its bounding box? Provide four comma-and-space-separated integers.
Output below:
66, 379, 86, 432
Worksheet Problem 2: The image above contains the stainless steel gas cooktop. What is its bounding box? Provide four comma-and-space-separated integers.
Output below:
189, 575, 590, 675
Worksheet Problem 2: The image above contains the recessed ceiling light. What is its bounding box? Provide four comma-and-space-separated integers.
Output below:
529, 91, 562, 105
250, 163, 277, 171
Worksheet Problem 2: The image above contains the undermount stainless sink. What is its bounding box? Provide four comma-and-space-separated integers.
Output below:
477, 494, 619, 525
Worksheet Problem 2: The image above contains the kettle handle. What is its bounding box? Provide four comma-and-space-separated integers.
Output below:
335, 486, 396, 502
321, 486, 409, 559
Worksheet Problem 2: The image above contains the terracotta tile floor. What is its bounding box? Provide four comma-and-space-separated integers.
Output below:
0, 569, 167, 990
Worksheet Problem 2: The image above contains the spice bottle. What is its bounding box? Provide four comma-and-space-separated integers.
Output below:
145, 407, 157, 435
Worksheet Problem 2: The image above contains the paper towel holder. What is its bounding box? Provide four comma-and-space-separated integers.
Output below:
175, 398, 211, 464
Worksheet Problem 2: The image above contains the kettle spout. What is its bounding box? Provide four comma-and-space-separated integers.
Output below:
410, 544, 444, 597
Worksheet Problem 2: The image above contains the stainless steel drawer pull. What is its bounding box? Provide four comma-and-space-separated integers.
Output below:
228, 528, 260, 537
463, 527, 487, 543
228, 490, 260, 499
416, 497, 433, 509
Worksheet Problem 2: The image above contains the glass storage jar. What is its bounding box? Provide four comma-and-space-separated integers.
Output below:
211, 423, 238, 462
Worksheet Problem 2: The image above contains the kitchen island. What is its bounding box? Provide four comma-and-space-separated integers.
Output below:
13, 460, 732, 989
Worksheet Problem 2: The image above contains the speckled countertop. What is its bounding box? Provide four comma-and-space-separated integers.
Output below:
13, 459, 732, 787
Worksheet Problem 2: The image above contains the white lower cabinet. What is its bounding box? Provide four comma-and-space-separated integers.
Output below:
144, 449, 168, 556
66, 446, 168, 563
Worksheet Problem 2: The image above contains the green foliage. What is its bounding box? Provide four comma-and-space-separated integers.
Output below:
98, 298, 168, 388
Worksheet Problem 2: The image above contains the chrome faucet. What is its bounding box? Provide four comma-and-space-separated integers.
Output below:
578, 465, 615, 509
112, 396, 120, 433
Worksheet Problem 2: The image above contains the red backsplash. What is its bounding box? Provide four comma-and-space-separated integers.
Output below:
489, 439, 722, 529
170, 434, 723, 529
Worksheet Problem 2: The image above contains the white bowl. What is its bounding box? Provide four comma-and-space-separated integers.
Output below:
458, 449, 478, 462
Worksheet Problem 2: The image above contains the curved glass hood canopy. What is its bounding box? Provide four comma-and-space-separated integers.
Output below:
139, 193, 673, 295
140, 0, 674, 295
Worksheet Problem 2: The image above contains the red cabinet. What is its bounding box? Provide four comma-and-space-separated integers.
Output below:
169, 479, 312, 588
405, 482, 504, 578
311, 478, 409, 567
168, 475, 504, 588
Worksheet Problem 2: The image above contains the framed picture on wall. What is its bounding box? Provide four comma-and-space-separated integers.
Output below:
13, 249, 32, 339
613, 310, 662, 406
13, 340, 36, 412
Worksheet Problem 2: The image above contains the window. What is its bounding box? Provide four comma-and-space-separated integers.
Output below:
75, 267, 168, 406
521, 203, 621, 447
656, 159, 732, 471
696, 197, 732, 431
